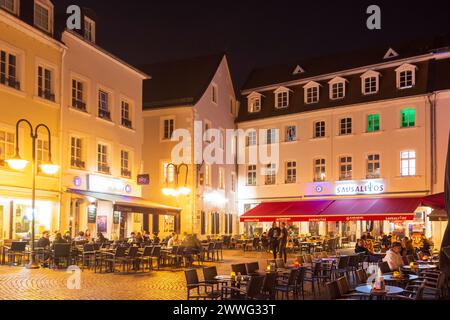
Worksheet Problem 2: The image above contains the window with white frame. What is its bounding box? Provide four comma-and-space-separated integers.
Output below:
219, 167, 225, 189
340, 118, 352, 135
70, 137, 85, 169
396, 64, 416, 89
0, 0, 16, 13
98, 90, 111, 120
162, 118, 174, 140
314, 158, 326, 182
121, 150, 131, 178
37, 65, 54, 101
71, 79, 86, 111
212, 84, 218, 104
314, 121, 326, 138
339, 156, 352, 180
84, 17, 96, 43
0, 49, 19, 90
361, 71, 380, 95
163, 162, 175, 183
34, 1, 52, 33
121, 101, 132, 129
367, 154, 380, 179
36, 139, 49, 174
265, 163, 276, 185
246, 130, 257, 147
248, 95, 261, 113
400, 150, 416, 176
329, 78, 346, 100
285, 161, 297, 184
266, 128, 277, 144
247, 165, 256, 186
97, 143, 110, 174
275, 90, 289, 109
305, 84, 320, 104
285, 125, 296, 142
0, 129, 14, 167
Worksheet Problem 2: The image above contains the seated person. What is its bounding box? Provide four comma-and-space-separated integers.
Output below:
127, 232, 137, 244
63, 230, 72, 243
37, 231, 51, 249
95, 232, 107, 245
355, 239, 370, 255
74, 231, 85, 242
382, 242, 404, 271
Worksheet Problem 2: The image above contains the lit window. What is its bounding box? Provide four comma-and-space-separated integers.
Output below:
0, 130, 15, 167
121, 101, 132, 129
285, 161, 296, 184
367, 154, 380, 179
314, 158, 326, 182
0, 50, 19, 90
98, 90, 110, 120
314, 121, 326, 138
38, 66, 54, 101
276, 91, 289, 109
339, 156, 352, 180
246, 130, 257, 146
34, 2, 51, 33
400, 151, 416, 176
285, 126, 296, 142
247, 165, 256, 186
367, 114, 380, 132
97, 144, 109, 174
401, 108, 415, 128
265, 163, 276, 185
70, 137, 85, 169
71, 79, 86, 111
340, 118, 352, 135
121, 150, 131, 178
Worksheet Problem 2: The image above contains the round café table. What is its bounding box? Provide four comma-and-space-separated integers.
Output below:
355, 285, 404, 300
383, 274, 418, 282
401, 264, 437, 274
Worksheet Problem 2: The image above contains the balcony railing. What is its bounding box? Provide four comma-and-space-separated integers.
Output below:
121, 169, 132, 178
72, 99, 87, 112
71, 159, 86, 169
38, 88, 55, 102
0, 76, 20, 90
98, 109, 111, 121
121, 118, 132, 129
98, 164, 110, 174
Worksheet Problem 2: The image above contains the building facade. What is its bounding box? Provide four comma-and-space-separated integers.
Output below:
141, 54, 239, 238
237, 40, 450, 248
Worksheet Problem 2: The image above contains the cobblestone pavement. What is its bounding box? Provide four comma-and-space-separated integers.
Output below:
0, 249, 322, 300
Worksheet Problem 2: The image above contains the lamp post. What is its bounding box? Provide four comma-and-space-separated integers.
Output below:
6, 119, 59, 269
161, 163, 190, 196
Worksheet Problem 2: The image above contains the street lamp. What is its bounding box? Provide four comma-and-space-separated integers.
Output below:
6, 119, 59, 269
161, 163, 191, 197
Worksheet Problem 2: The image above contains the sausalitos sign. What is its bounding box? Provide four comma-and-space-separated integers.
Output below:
334, 179, 385, 195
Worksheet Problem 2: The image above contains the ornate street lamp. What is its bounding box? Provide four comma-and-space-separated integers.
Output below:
161, 163, 190, 196
6, 119, 59, 269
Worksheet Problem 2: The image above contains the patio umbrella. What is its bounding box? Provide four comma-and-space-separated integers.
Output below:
440, 133, 450, 277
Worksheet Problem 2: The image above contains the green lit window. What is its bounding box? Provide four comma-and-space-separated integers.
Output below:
401, 109, 415, 128
367, 114, 380, 132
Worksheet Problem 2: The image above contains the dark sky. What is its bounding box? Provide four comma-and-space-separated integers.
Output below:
56, 0, 450, 88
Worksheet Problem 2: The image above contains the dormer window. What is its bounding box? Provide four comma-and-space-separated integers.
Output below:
84, 17, 96, 43
328, 77, 347, 100
361, 70, 380, 95
274, 87, 290, 109
34, 1, 53, 34
0, 0, 17, 14
247, 92, 262, 113
304, 81, 320, 104
396, 63, 416, 89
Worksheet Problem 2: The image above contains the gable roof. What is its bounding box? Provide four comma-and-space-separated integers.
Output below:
140, 53, 225, 109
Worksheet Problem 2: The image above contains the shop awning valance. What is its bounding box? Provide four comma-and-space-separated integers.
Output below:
67, 189, 181, 214
422, 192, 445, 209
240, 196, 426, 222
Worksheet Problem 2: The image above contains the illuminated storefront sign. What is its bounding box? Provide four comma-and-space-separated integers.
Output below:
334, 179, 385, 195
87, 175, 132, 195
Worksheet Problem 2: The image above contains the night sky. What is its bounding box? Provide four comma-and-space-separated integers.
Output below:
56, 0, 450, 88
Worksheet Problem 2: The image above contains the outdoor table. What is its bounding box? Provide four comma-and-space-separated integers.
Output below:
383, 274, 418, 287
401, 264, 437, 273
355, 285, 404, 299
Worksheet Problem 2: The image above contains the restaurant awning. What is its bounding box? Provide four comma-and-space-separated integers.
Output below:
67, 189, 181, 214
240, 197, 424, 222
422, 193, 445, 209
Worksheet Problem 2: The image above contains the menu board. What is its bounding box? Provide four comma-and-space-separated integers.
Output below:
87, 206, 97, 224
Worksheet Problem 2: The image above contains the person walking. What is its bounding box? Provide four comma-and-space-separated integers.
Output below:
268, 222, 281, 260
279, 222, 288, 263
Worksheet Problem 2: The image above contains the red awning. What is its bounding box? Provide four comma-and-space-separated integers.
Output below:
421, 193, 445, 209
240, 197, 424, 222
240, 200, 332, 222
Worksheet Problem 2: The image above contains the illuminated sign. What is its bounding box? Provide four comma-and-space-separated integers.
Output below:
73, 176, 82, 187
335, 179, 385, 195
137, 174, 150, 185
87, 175, 132, 195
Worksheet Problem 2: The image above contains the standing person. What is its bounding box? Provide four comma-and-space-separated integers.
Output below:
268, 222, 281, 260
279, 222, 288, 263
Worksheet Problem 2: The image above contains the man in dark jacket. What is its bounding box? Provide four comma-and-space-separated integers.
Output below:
268, 222, 281, 259
279, 222, 288, 263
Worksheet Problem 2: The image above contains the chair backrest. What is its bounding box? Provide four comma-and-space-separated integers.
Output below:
378, 261, 391, 274
152, 246, 161, 257
287, 268, 299, 285
355, 269, 368, 284
202, 266, 218, 281
171, 246, 179, 254
83, 243, 94, 252
11, 241, 27, 252
336, 276, 351, 295
142, 246, 153, 256
275, 258, 285, 269
185, 269, 199, 286
245, 276, 265, 299
262, 273, 277, 295
54, 243, 71, 257
231, 263, 247, 275
127, 246, 139, 257
326, 281, 342, 300
207, 243, 214, 250
246, 262, 259, 274
296, 267, 306, 283
337, 255, 350, 268
93, 243, 101, 250
115, 246, 127, 257
348, 255, 359, 267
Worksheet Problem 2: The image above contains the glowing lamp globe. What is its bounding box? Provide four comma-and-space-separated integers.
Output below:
162, 188, 176, 196
6, 156, 29, 171
40, 163, 59, 175
178, 187, 191, 195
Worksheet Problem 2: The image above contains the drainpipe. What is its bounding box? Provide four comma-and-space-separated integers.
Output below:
59, 43, 67, 233
428, 93, 437, 195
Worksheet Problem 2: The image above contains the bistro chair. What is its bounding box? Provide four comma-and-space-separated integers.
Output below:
275, 258, 286, 269
331, 255, 350, 279
150, 245, 161, 270
80, 243, 96, 271
221, 275, 265, 300
388, 284, 425, 301
378, 261, 391, 274
50, 243, 72, 269
231, 263, 247, 275
98, 246, 127, 273
295, 266, 307, 300
259, 272, 277, 300
304, 262, 329, 298
336, 276, 369, 300
125, 246, 140, 272
275, 268, 299, 300
202, 266, 227, 291
6, 241, 28, 266
213, 241, 223, 261
347, 255, 360, 280
185, 269, 220, 300
355, 269, 369, 284
136, 246, 153, 271
245, 262, 260, 276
